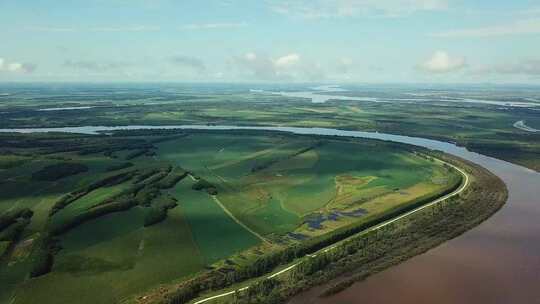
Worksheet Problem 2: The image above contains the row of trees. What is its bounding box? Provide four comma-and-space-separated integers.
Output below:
224, 154, 508, 304
192, 179, 218, 195
159, 153, 505, 304
0, 208, 34, 258
31, 162, 89, 181
105, 162, 133, 172
31, 165, 186, 277
0, 132, 155, 157
2, 132, 192, 280
49, 170, 138, 216
144, 195, 179, 227
48, 165, 179, 235
162, 187, 457, 304
28, 234, 56, 278
251, 141, 325, 173
156, 168, 188, 189
0, 208, 33, 231
125, 149, 155, 160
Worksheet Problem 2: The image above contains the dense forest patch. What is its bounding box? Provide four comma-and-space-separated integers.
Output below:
32, 163, 89, 181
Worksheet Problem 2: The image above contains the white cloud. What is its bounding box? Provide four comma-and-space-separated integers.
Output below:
268, 0, 448, 19
179, 22, 247, 30
431, 18, 540, 38
245, 52, 257, 61
419, 51, 466, 73
0, 58, 36, 73
232, 52, 278, 80
231, 52, 331, 81
274, 53, 300, 68
232, 52, 305, 80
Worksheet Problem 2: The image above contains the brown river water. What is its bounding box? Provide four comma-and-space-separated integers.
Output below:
0, 125, 539, 304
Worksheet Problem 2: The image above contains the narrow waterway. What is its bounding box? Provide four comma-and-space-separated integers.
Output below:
1, 125, 539, 303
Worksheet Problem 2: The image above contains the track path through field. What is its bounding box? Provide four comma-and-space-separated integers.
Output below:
211, 195, 270, 244
188, 171, 270, 243
191, 158, 469, 304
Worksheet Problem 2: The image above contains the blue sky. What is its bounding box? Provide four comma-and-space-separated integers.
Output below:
1, 0, 539, 83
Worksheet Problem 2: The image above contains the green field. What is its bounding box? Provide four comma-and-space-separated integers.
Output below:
157, 134, 456, 238
0, 84, 538, 171
0, 130, 461, 304
170, 178, 260, 264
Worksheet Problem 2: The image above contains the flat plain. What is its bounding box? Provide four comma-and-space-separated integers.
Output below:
0, 130, 460, 304
0, 83, 538, 171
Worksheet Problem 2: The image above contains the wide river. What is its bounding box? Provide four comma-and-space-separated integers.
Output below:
0, 125, 539, 304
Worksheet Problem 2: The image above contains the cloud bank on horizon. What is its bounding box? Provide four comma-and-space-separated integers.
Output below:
0, 0, 539, 83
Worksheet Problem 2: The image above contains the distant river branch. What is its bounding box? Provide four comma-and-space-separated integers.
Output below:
513, 120, 539, 132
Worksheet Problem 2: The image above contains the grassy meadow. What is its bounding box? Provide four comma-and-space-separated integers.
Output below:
0, 84, 538, 171
0, 130, 460, 304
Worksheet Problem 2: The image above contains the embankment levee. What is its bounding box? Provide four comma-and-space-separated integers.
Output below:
286, 152, 507, 304
139, 147, 506, 304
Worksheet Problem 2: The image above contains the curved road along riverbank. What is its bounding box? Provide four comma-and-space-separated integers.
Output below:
1, 125, 539, 303
191, 158, 469, 304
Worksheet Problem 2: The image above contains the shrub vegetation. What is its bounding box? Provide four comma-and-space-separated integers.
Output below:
32, 163, 89, 181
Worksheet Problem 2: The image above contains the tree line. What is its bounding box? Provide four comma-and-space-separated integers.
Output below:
225, 153, 508, 304
158, 153, 505, 304
251, 141, 325, 173
30, 165, 188, 277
